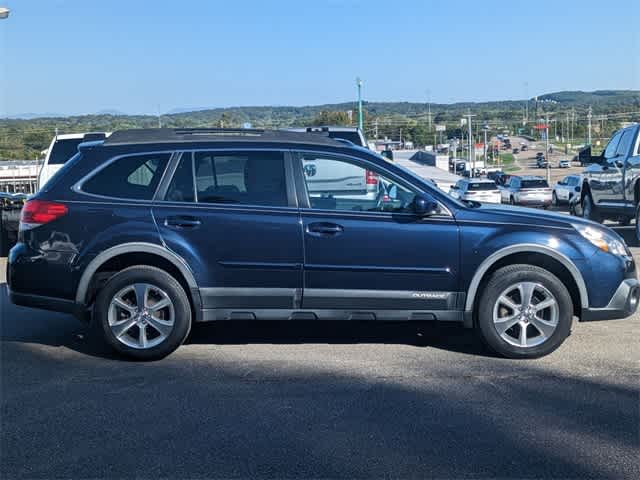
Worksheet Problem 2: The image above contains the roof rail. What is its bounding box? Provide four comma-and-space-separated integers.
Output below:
102, 128, 353, 147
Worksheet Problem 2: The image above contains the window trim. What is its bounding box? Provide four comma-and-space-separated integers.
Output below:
291, 150, 452, 218
72, 150, 176, 202
155, 148, 298, 209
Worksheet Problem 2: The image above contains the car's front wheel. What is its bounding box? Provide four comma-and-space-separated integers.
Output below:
94, 266, 192, 360
477, 264, 573, 358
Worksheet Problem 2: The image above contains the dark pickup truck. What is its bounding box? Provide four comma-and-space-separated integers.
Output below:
580, 124, 640, 238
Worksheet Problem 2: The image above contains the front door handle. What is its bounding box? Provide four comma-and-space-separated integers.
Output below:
165, 216, 202, 229
307, 222, 344, 236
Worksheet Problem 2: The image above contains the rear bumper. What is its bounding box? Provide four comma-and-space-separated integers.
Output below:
581, 278, 640, 321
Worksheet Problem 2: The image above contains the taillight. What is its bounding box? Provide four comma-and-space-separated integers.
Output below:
20, 200, 68, 230
365, 170, 379, 185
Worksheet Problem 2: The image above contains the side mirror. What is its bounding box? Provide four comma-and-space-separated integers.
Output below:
413, 195, 441, 217
450, 185, 459, 190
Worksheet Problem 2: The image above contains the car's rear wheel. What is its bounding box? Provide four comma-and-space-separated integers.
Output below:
581, 193, 601, 222
94, 266, 192, 360
477, 264, 573, 359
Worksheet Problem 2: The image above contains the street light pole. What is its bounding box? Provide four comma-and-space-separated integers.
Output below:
465, 112, 476, 175
356, 77, 363, 132
545, 114, 552, 183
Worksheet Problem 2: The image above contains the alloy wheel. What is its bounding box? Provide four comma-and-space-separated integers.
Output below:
492, 281, 559, 348
108, 283, 175, 349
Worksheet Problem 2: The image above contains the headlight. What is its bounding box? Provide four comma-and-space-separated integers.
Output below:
573, 224, 629, 257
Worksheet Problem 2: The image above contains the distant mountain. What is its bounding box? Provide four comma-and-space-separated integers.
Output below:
95, 109, 127, 116
537, 90, 640, 107
3, 112, 66, 120
5, 90, 639, 121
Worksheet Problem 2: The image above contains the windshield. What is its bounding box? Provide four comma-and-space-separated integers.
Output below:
522, 179, 549, 188
468, 182, 497, 191
48, 138, 84, 165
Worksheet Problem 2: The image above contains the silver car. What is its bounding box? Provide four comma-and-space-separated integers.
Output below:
500, 176, 552, 208
449, 179, 501, 204
553, 175, 581, 205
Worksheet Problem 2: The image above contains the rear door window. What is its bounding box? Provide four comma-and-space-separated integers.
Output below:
82, 153, 171, 200
165, 151, 288, 207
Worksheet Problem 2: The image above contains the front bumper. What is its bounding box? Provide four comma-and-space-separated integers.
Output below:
581, 278, 640, 321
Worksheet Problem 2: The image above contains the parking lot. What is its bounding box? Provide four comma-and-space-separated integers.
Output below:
1, 238, 639, 478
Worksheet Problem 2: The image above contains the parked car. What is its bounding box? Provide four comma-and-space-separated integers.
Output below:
536, 157, 548, 168
38, 132, 110, 190
500, 175, 552, 208
7, 128, 638, 360
449, 179, 501, 204
553, 175, 581, 205
521, 144, 528, 151
579, 124, 640, 233
535, 152, 545, 159
558, 159, 570, 168
486, 169, 504, 182
0, 192, 26, 209
512, 148, 520, 154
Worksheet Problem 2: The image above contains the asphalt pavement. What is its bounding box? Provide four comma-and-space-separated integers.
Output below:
1, 239, 639, 478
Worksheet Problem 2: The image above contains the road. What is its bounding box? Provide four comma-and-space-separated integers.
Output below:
509, 136, 584, 185
1, 240, 639, 478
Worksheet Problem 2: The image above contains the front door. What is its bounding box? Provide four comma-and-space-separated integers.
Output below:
153, 150, 303, 316
294, 152, 460, 314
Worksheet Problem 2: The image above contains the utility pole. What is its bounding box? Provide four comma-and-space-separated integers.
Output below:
545, 114, 552, 183
356, 77, 363, 132
587, 106, 593, 145
374, 118, 379, 139
483, 125, 489, 163
465, 112, 476, 175
427, 90, 432, 132
524, 82, 529, 124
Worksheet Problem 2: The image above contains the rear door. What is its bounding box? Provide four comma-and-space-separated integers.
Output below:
294, 151, 460, 316
153, 150, 303, 317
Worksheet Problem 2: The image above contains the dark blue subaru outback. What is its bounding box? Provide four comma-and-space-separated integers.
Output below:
7, 128, 639, 360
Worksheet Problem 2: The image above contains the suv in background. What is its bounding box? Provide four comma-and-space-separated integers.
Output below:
38, 132, 110, 190
553, 175, 581, 205
579, 124, 640, 236
449, 178, 501, 204
284, 126, 367, 148
500, 175, 552, 208
8, 128, 638, 360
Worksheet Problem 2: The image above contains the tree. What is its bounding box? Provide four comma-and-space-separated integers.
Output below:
311, 110, 350, 126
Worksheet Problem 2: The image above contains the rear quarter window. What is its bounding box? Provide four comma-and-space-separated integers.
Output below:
82, 153, 171, 200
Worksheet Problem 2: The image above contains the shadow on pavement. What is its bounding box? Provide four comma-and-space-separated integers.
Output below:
2, 336, 638, 478
0, 284, 493, 360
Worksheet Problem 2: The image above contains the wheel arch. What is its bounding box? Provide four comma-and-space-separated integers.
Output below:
75, 242, 199, 307
465, 244, 588, 317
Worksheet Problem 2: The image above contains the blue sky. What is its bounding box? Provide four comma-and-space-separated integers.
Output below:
0, 0, 638, 116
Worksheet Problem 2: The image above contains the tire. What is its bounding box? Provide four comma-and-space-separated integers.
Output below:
581, 193, 601, 223
94, 265, 192, 360
476, 264, 573, 359
552, 192, 558, 206
618, 216, 631, 226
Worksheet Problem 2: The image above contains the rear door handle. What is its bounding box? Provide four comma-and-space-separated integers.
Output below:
307, 222, 344, 236
165, 216, 202, 229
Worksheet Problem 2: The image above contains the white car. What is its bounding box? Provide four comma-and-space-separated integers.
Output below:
449, 178, 501, 204
38, 132, 110, 190
553, 175, 581, 205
